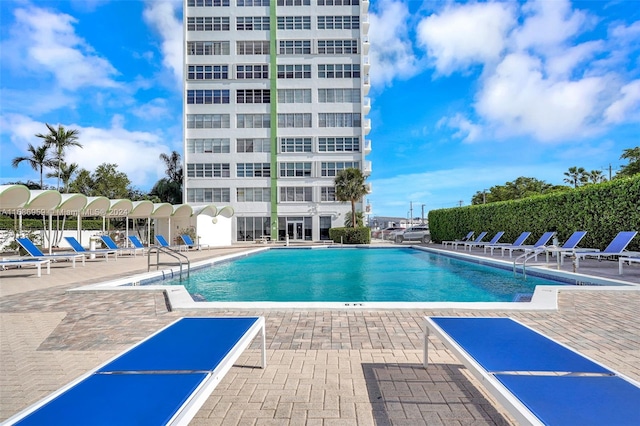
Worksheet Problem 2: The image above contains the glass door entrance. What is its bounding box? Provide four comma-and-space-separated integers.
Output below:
287, 220, 304, 241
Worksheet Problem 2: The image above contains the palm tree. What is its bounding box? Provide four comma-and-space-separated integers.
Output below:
563, 166, 587, 188
11, 143, 55, 189
153, 151, 183, 203
586, 170, 607, 184
160, 151, 183, 183
334, 167, 368, 228
36, 124, 82, 191
46, 161, 79, 193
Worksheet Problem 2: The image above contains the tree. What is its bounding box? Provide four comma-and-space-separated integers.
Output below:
11, 143, 55, 189
563, 166, 588, 188
344, 210, 364, 227
151, 151, 183, 204
471, 177, 565, 205
617, 147, 640, 178
69, 163, 132, 199
585, 169, 607, 184
35, 123, 82, 191
334, 168, 368, 228
46, 161, 79, 193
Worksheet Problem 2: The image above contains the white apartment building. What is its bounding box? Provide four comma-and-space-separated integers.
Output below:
183, 0, 371, 242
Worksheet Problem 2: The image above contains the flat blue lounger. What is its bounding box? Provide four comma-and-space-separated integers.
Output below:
16, 237, 85, 268
424, 317, 640, 426
64, 236, 117, 261
6, 317, 267, 426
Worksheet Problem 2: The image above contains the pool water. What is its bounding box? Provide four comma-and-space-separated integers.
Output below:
166, 248, 566, 303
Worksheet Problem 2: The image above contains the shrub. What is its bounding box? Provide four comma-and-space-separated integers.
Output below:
329, 227, 371, 244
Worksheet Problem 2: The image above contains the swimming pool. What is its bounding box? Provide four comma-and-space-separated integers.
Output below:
164, 247, 568, 303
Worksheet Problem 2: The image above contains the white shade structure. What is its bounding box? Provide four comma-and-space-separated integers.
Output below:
0, 184, 31, 209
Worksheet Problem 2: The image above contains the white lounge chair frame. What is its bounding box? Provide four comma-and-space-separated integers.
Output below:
0, 258, 51, 278
619, 255, 640, 274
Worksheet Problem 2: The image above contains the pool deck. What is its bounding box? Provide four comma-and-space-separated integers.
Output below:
1, 242, 639, 425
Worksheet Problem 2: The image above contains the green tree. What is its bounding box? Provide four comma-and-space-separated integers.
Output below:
585, 169, 607, 184
46, 161, 79, 193
69, 163, 132, 199
150, 151, 183, 204
563, 166, 588, 188
344, 210, 364, 227
334, 168, 368, 229
35, 123, 82, 191
11, 143, 55, 189
471, 177, 565, 205
616, 147, 640, 178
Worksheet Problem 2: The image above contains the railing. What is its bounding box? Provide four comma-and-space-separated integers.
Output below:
513, 247, 546, 279
148, 246, 190, 281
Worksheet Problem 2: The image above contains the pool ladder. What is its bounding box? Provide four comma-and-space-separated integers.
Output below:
513, 247, 546, 279
148, 246, 190, 281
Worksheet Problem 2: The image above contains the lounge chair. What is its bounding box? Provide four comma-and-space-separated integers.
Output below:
156, 234, 186, 251
424, 317, 640, 426
544, 231, 588, 266
5, 316, 267, 426
483, 232, 531, 255
452, 232, 487, 250
0, 258, 51, 277
100, 235, 145, 257
180, 234, 210, 251
464, 231, 504, 251
64, 236, 117, 261
562, 231, 638, 269
127, 235, 149, 256
16, 237, 85, 268
619, 255, 640, 274
500, 231, 556, 258
442, 231, 474, 248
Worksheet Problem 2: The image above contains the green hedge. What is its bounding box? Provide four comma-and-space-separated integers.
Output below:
428, 175, 640, 251
329, 227, 371, 244
0, 218, 105, 231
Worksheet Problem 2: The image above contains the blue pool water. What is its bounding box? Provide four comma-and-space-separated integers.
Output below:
165, 248, 567, 303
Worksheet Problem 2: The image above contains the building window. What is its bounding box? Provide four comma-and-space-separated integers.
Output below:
186, 114, 231, 128
187, 139, 231, 153
278, 0, 310, 5
318, 0, 358, 5
318, 64, 360, 78
237, 163, 271, 177
318, 88, 360, 102
237, 114, 271, 128
277, 16, 311, 30
317, 16, 359, 30
279, 162, 312, 177
280, 187, 312, 202
237, 138, 271, 152
186, 90, 230, 104
187, 41, 230, 55
187, 163, 231, 178
280, 137, 312, 153
318, 113, 361, 127
187, 188, 230, 203
278, 40, 311, 54
237, 89, 271, 104
237, 188, 271, 202
277, 89, 311, 103
237, 0, 269, 5
319, 215, 332, 240
237, 216, 271, 241
187, 17, 230, 31
318, 137, 360, 152
237, 16, 270, 30
321, 161, 359, 177
188, 0, 230, 6
277, 64, 311, 79
187, 65, 229, 80
320, 187, 336, 201
277, 113, 312, 128
236, 64, 269, 79
317, 40, 358, 54
236, 41, 270, 55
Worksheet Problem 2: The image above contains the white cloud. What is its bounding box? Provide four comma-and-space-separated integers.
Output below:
368, 0, 420, 87
437, 114, 482, 142
416, 2, 515, 75
143, 0, 183, 85
131, 98, 172, 120
8, 5, 119, 90
604, 80, 640, 124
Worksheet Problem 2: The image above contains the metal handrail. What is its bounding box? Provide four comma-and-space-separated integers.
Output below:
148, 245, 190, 281
513, 247, 546, 280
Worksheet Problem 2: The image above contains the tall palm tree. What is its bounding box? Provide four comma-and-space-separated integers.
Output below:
334, 167, 368, 228
11, 143, 55, 189
35, 124, 82, 191
154, 151, 183, 203
160, 151, 183, 183
586, 169, 607, 184
563, 166, 587, 188
46, 161, 79, 193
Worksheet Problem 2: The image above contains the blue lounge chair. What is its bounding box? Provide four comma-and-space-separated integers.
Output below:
544, 231, 588, 265
5, 317, 267, 426
452, 232, 487, 250
16, 238, 85, 268
127, 235, 149, 256
500, 231, 556, 258
424, 317, 640, 426
442, 231, 474, 248
180, 234, 210, 251
484, 232, 531, 255
155, 234, 186, 251
0, 258, 50, 278
64, 236, 117, 261
464, 231, 504, 251
563, 231, 638, 269
100, 235, 145, 257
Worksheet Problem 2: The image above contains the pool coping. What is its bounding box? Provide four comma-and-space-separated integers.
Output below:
70, 245, 640, 311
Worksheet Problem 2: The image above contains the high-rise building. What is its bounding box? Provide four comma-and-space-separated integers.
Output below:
183, 0, 371, 242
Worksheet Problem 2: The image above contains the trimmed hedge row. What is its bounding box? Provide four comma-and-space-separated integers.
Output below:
0, 218, 105, 231
329, 227, 371, 244
428, 175, 640, 251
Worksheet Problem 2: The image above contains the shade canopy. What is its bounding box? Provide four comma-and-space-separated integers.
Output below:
0, 184, 31, 209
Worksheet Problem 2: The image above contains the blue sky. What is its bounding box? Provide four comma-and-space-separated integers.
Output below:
1, 0, 639, 218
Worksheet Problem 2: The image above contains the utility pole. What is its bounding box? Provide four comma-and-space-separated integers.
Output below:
409, 201, 413, 226
421, 204, 425, 224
